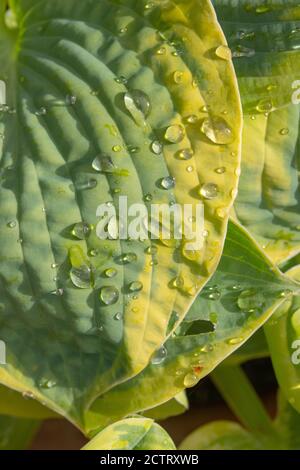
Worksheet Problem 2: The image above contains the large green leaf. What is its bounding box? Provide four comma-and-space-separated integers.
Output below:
84, 220, 299, 433
82, 417, 175, 450
179, 392, 300, 450
0, 0, 242, 430
213, 0, 300, 264
265, 264, 300, 413
0, 414, 40, 449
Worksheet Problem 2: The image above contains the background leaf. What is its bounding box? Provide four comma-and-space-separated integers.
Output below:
82, 417, 175, 450
213, 0, 300, 264
0, 414, 40, 450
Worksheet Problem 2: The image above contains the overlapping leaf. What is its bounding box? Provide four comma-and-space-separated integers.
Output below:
213, 0, 300, 264
84, 221, 299, 434
0, 0, 242, 430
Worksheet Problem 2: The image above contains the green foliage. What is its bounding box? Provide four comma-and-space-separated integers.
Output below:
0, 0, 300, 452
82, 417, 175, 450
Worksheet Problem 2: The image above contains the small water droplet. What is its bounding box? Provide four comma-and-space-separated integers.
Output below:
100, 286, 119, 305
92, 155, 115, 173
184, 372, 198, 388
151, 346, 167, 365
178, 148, 193, 160
208, 290, 221, 301
173, 71, 184, 84
145, 246, 158, 255
186, 115, 199, 124
114, 312, 122, 321
165, 125, 185, 144
66, 94, 77, 105
278, 289, 292, 298
40, 379, 56, 389
144, 193, 153, 202
232, 45, 255, 58
215, 45, 232, 60
215, 167, 226, 174
201, 117, 234, 145
121, 253, 137, 264
256, 99, 273, 113
151, 140, 163, 155
35, 107, 47, 116
160, 176, 176, 190
51, 263, 58, 269
72, 222, 92, 240
88, 248, 99, 257
280, 128, 289, 136
115, 76, 128, 85
156, 46, 167, 55
7, 220, 16, 228
227, 337, 243, 346
237, 289, 264, 311
104, 268, 118, 278
199, 183, 219, 200
129, 281, 143, 292
171, 276, 184, 289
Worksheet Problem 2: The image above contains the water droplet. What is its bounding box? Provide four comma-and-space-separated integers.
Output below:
237, 289, 264, 311
121, 252, 137, 264
173, 71, 183, 84
184, 372, 198, 388
208, 290, 221, 301
255, 5, 271, 13
115, 76, 128, 85
232, 45, 255, 58
160, 176, 176, 190
227, 337, 243, 346
144, 193, 153, 202
104, 268, 118, 278
129, 281, 143, 292
92, 155, 115, 173
216, 207, 227, 219
51, 263, 58, 269
199, 183, 219, 200
70, 265, 93, 289
100, 286, 119, 305
256, 99, 273, 113
278, 289, 292, 298
151, 346, 167, 365
171, 276, 184, 289
35, 107, 47, 116
145, 246, 158, 255
165, 125, 185, 144
88, 248, 99, 257
7, 220, 16, 228
124, 89, 151, 122
66, 95, 77, 105
186, 165, 194, 173
186, 114, 199, 124
215, 167, 226, 174
156, 46, 167, 55
151, 140, 163, 155
215, 45, 232, 60
178, 148, 193, 160
72, 222, 92, 240
114, 312, 122, 321
280, 128, 289, 136
22, 391, 34, 400
51, 288, 64, 296
40, 379, 56, 389
201, 117, 234, 145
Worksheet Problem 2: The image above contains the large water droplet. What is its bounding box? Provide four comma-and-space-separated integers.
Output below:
129, 281, 143, 292
160, 176, 176, 190
165, 125, 185, 144
184, 372, 198, 388
199, 183, 219, 200
201, 117, 234, 145
237, 289, 264, 312
215, 45, 232, 60
124, 89, 151, 123
100, 286, 119, 305
70, 265, 93, 289
72, 222, 92, 240
151, 346, 167, 365
92, 155, 115, 173
151, 140, 163, 155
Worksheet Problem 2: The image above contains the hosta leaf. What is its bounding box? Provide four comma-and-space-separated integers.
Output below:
84, 220, 298, 433
180, 392, 300, 450
213, 0, 300, 264
265, 264, 300, 413
82, 417, 175, 450
0, 414, 40, 450
0, 0, 242, 430
143, 391, 188, 421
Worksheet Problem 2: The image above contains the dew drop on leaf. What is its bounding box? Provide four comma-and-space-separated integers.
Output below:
215, 45, 232, 60
256, 99, 274, 113
151, 140, 163, 155
201, 117, 234, 145
129, 281, 143, 292
184, 372, 198, 388
164, 125, 185, 144
72, 222, 92, 240
199, 183, 219, 200
121, 253, 137, 264
178, 148, 193, 160
124, 89, 151, 122
100, 286, 119, 305
104, 268, 118, 278
70, 266, 93, 289
160, 176, 176, 190
151, 346, 167, 365
92, 155, 115, 173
